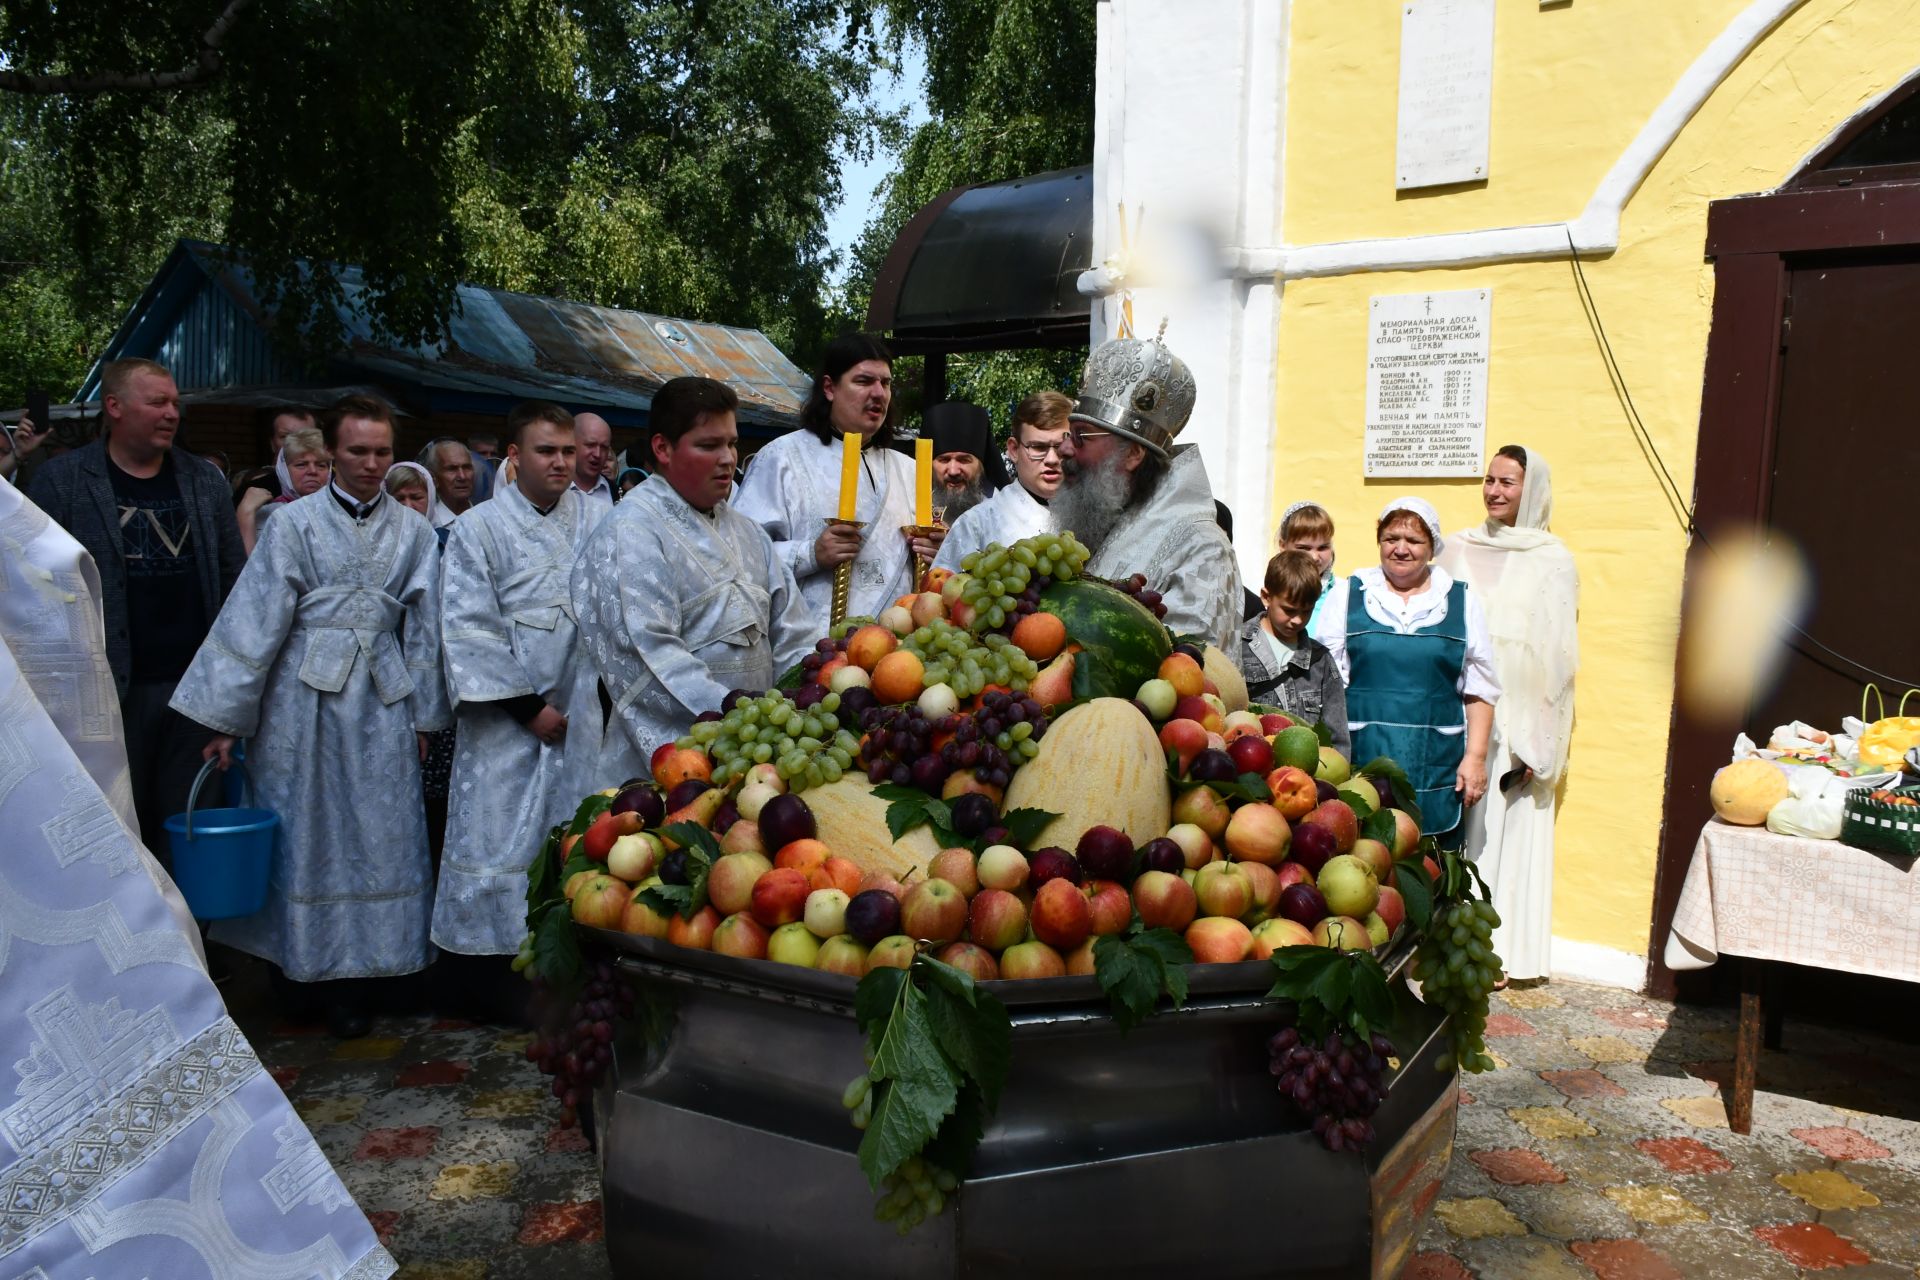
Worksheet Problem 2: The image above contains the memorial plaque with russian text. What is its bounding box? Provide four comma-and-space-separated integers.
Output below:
1365, 289, 1491, 478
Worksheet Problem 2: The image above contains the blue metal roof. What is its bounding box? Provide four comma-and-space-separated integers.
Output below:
78, 241, 811, 430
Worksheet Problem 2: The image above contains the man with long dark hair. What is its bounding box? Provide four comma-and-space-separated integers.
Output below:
733, 334, 944, 632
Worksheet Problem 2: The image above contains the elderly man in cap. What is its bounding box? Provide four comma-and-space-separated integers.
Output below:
920, 400, 1003, 524
1051, 333, 1242, 650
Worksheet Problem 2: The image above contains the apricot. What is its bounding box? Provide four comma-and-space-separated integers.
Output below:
871, 650, 926, 704
1010, 611, 1067, 661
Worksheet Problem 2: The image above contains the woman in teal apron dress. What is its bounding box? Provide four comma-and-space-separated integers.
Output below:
1311, 497, 1500, 844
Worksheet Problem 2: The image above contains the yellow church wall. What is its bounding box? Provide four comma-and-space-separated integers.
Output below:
1270, 0, 1920, 961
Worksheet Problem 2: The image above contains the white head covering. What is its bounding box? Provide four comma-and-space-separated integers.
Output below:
273, 447, 295, 495
1376, 495, 1444, 558
385, 460, 437, 513
1509, 446, 1553, 531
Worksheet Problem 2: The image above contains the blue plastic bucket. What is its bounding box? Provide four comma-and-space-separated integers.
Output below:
164, 756, 277, 920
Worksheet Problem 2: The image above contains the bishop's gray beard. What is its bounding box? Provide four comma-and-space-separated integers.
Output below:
938, 477, 987, 523
1051, 449, 1131, 556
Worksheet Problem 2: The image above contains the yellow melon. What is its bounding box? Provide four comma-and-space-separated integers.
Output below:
1203, 644, 1249, 713
1709, 759, 1789, 826
803, 776, 941, 879
1002, 697, 1171, 850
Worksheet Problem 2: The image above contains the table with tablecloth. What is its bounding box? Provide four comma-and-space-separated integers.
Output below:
1664, 817, 1920, 1131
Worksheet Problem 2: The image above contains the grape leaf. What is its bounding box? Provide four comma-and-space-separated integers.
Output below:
566, 792, 613, 837
1267, 945, 1338, 981
1359, 757, 1421, 827
920, 1082, 989, 1177
1130, 927, 1193, 1008
641, 829, 713, 919
875, 787, 965, 848
1337, 786, 1376, 817
659, 822, 721, 862
858, 977, 962, 1188
1348, 960, 1396, 1039
919, 957, 1012, 1108
1308, 956, 1353, 1010
532, 900, 581, 985
1361, 808, 1398, 847
998, 807, 1061, 851
854, 965, 908, 1036
1093, 928, 1193, 1033
1311, 719, 1335, 748
1393, 860, 1434, 931
525, 824, 563, 912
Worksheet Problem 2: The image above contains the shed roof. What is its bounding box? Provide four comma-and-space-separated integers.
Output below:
77, 241, 811, 431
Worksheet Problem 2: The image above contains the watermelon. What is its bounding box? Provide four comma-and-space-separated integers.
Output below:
1036, 578, 1173, 701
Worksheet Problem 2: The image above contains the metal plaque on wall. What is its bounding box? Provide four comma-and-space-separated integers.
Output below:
1365, 289, 1491, 478
1395, 0, 1496, 190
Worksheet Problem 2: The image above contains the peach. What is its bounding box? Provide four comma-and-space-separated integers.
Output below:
650, 744, 712, 792
871, 650, 926, 704
1221, 710, 1266, 742
1185, 915, 1254, 963
1173, 695, 1224, 735
1264, 765, 1319, 822
1158, 652, 1206, 698
845, 624, 899, 672
774, 838, 832, 876
809, 856, 864, 896
1010, 611, 1067, 661
879, 605, 915, 636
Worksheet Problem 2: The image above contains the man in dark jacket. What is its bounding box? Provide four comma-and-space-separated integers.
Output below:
29, 358, 245, 859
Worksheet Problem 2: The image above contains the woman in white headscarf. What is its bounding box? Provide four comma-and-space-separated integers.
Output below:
1439, 446, 1579, 983
1313, 495, 1501, 845
237, 427, 330, 554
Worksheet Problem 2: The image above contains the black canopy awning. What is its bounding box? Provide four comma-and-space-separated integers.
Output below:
867, 165, 1092, 354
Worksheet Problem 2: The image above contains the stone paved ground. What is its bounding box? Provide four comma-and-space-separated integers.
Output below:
241, 978, 1920, 1279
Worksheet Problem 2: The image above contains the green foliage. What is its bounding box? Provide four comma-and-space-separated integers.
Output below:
1092, 925, 1192, 1033
1267, 946, 1396, 1046
837, 0, 1096, 422
0, 0, 887, 400
638, 824, 718, 919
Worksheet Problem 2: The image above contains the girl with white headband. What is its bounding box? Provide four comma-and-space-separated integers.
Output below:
1278, 500, 1337, 633
1438, 446, 1579, 984
1311, 495, 1500, 844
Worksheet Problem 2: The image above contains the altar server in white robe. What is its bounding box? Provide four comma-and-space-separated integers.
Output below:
1439, 445, 1579, 983
935, 390, 1071, 571
171, 396, 448, 1029
733, 333, 944, 631
0, 480, 396, 1279
433, 401, 588, 957
573, 377, 816, 785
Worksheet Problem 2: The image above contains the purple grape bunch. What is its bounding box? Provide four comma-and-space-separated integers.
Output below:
1267, 1025, 1395, 1153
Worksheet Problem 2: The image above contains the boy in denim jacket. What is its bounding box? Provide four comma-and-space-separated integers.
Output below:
1236, 550, 1350, 758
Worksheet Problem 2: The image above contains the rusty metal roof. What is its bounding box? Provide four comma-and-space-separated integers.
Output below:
78, 241, 811, 430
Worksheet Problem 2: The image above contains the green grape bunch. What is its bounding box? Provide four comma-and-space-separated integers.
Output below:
679, 690, 860, 792
899, 619, 1039, 698
1410, 897, 1503, 1074
839, 1073, 959, 1234
958, 532, 1091, 633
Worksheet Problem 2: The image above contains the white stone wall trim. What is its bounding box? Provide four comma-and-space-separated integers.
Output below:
1550, 936, 1650, 991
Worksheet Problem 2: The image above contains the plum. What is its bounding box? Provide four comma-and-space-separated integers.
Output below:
910, 754, 952, 794
759, 793, 817, 850
949, 792, 998, 839
1278, 882, 1328, 927
659, 848, 691, 885
1292, 821, 1339, 875
837, 686, 878, 724
1028, 847, 1083, 887
1140, 837, 1186, 875
610, 784, 665, 828
664, 779, 712, 811
1188, 749, 1239, 783
1076, 826, 1134, 881
1313, 779, 1341, 805
845, 889, 903, 945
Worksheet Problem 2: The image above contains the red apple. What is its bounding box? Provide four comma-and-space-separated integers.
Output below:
1084, 879, 1132, 936
1194, 861, 1254, 919
967, 888, 1029, 953
1312, 915, 1373, 952
1352, 838, 1394, 884
857, 870, 908, 904
1165, 823, 1215, 869
1000, 939, 1067, 979
1171, 785, 1231, 840
667, 904, 721, 950
1303, 800, 1358, 853
1064, 937, 1099, 976
1131, 870, 1197, 932
1259, 712, 1295, 735
1264, 766, 1319, 822
816, 935, 871, 976
1031, 877, 1092, 951
1173, 694, 1224, 734
1226, 733, 1275, 777
1390, 809, 1422, 858
1274, 861, 1313, 892
718, 820, 766, 857
712, 912, 770, 960
1250, 917, 1316, 958
866, 935, 917, 971
977, 844, 1031, 891
570, 874, 631, 928
901, 878, 969, 944
1223, 802, 1291, 865
936, 941, 1000, 981
1186, 916, 1254, 963
1158, 718, 1210, 774
749, 866, 811, 928
708, 851, 773, 916
1027, 846, 1082, 886
1239, 861, 1281, 921
930, 847, 981, 897
1373, 884, 1407, 936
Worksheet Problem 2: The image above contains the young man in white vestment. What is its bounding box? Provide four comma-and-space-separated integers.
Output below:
432, 402, 591, 1016
572, 377, 817, 787
934, 390, 1072, 572
172, 395, 450, 1039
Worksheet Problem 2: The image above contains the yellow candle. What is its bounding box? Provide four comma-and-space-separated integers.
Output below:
837, 430, 861, 522
915, 437, 933, 526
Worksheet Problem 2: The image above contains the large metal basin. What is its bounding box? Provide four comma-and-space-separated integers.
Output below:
589, 932, 1456, 1279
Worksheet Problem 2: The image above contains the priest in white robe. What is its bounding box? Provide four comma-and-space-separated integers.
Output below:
934, 390, 1072, 571
0, 480, 396, 1279
433, 402, 589, 957
1439, 446, 1579, 983
171, 398, 448, 1024
732, 334, 941, 630
573, 378, 816, 786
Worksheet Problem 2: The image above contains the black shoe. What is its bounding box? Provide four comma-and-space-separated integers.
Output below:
326, 1003, 372, 1040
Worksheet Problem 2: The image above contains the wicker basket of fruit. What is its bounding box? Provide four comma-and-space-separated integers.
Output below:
1840, 786, 1920, 856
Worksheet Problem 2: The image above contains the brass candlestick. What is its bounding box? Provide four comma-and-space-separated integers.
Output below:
824, 518, 866, 627
901, 521, 946, 591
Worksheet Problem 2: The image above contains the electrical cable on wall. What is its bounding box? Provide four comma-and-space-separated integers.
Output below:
1564, 230, 1920, 691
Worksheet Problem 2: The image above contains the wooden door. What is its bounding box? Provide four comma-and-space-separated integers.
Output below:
1751, 254, 1920, 735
